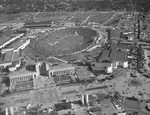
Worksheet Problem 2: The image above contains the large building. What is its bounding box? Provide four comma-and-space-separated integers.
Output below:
9, 70, 37, 92
92, 41, 128, 73
47, 64, 75, 77
36, 62, 75, 77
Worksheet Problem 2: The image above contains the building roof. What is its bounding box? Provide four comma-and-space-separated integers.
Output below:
110, 41, 117, 62
15, 81, 33, 90
99, 50, 110, 62
88, 94, 98, 101
49, 63, 74, 71
12, 51, 20, 62
9, 61, 19, 68
9, 70, 36, 79
117, 51, 127, 62
0, 50, 20, 66
117, 44, 128, 51
55, 102, 71, 111
110, 29, 121, 39
99, 41, 127, 63
0, 50, 13, 64
91, 62, 111, 71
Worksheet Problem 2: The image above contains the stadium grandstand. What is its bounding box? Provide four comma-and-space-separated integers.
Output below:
25, 27, 98, 60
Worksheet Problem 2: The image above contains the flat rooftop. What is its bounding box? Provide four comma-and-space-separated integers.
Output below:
9, 69, 36, 79
0, 50, 13, 64
110, 29, 121, 39
12, 51, 20, 62
117, 51, 127, 62
92, 62, 111, 70
99, 41, 127, 63
49, 63, 74, 70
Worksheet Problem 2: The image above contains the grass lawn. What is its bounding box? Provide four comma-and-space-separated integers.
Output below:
54, 35, 83, 55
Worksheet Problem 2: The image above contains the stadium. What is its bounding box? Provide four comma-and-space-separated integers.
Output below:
25, 27, 98, 60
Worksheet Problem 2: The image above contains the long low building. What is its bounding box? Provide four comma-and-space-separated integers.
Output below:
24, 21, 52, 28
36, 62, 75, 77
47, 63, 75, 77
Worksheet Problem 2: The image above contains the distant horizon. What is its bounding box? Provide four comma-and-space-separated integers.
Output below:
0, 0, 149, 13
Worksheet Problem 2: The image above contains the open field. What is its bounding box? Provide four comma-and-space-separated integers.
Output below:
85, 12, 115, 24
35, 12, 124, 25
54, 35, 83, 55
